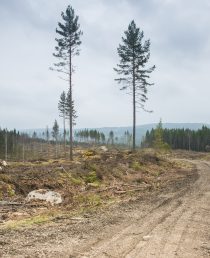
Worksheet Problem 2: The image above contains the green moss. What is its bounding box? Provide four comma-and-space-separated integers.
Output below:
85, 171, 99, 183
0, 183, 15, 198
70, 177, 83, 186
0, 174, 12, 183
74, 193, 102, 207
7, 185, 15, 197
131, 161, 141, 171
83, 150, 96, 157
88, 163, 98, 171
3, 215, 51, 229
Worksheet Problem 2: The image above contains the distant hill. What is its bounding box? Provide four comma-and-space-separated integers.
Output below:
21, 123, 210, 143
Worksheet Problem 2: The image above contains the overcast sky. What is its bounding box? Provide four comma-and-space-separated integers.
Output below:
1, 0, 210, 130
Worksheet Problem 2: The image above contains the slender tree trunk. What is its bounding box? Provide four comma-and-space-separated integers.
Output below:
69, 49, 73, 161
22, 138, 25, 162
12, 134, 15, 158
188, 133, 191, 151
132, 57, 136, 151
47, 140, 49, 159
63, 116, 66, 157
40, 141, 43, 159
33, 141, 35, 159
5, 129, 8, 161
58, 138, 60, 158
55, 139, 57, 159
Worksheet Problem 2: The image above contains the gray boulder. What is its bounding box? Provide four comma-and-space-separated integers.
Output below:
0, 160, 8, 167
26, 189, 62, 205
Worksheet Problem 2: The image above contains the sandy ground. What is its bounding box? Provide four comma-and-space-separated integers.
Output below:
1, 159, 210, 258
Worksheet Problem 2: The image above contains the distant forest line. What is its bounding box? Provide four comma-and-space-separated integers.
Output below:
0, 127, 131, 161
142, 126, 210, 152
1, 125, 210, 161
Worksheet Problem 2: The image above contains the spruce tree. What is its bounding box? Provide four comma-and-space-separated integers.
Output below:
114, 20, 155, 151
100, 133, 106, 144
109, 131, 114, 145
153, 119, 164, 149
65, 89, 77, 126
52, 5, 82, 160
52, 120, 59, 158
58, 91, 67, 156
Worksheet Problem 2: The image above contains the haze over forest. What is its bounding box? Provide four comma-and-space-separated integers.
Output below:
1, 0, 210, 130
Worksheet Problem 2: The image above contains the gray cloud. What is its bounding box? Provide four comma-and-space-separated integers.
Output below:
0, 0, 210, 130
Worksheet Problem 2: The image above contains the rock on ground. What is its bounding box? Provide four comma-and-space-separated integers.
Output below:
26, 189, 62, 205
100, 146, 108, 152
0, 160, 8, 167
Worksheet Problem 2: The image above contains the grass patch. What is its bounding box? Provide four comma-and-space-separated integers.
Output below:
74, 193, 102, 207
2, 214, 52, 230
0, 183, 15, 199
70, 177, 84, 186
130, 161, 141, 171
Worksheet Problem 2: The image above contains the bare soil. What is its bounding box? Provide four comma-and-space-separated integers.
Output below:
1, 154, 210, 257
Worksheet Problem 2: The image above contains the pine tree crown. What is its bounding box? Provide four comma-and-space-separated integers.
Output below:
114, 20, 155, 110
52, 5, 83, 71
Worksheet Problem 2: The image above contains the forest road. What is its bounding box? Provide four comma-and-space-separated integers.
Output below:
69, 160, 210, 258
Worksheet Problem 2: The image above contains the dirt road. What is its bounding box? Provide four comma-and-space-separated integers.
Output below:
70, 160, 210, 258
1, 160, 210, 257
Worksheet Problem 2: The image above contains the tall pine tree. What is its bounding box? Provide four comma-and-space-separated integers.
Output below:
52, 5, 82, 160
114, 21, 155, 151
